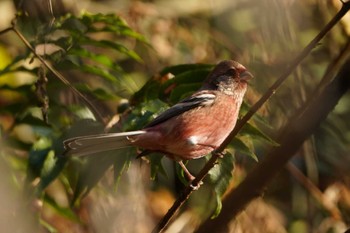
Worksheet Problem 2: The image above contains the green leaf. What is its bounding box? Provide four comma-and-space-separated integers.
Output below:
48, 36, 73, 51
61, 119, 136, 205
113, 151, 133, 185
168, 83, 201, 103
0, 84, 37, 101
69, 48, 115, 68
62, 119, 106, 139
239, 102, 272, 126
122, 99, 169, 131
80, 13, 147, 42
132, 80, 162, 104
187, 153, 235, 219
38, 150, 68, 192
175, 161, 190, 185
43, 194, 80, 222
75, 84, 119, 101
78, 64, 120, 83
80, 39, 142, 62
231, 137, 258, 162
19, 115, 48, 128
208, 152, 235, 218
39, 219, 58, 233
0, 65, 38, 78
27, 148, 50, 180
60, 16, 88, 34
212, 194, 223, 219
148, 153, 167, 180
240, 122, 279, 146
160, 67, 211, 92
157, 65, 213, 102
71, 148, 134, 205
0, 53, 32, 76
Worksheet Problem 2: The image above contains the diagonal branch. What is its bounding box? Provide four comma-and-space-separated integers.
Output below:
195, 56, 350, 233
152, 2, 350, 233
2, 20, 105, 123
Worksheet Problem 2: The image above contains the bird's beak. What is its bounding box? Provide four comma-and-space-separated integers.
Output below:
240, 70, 253, 81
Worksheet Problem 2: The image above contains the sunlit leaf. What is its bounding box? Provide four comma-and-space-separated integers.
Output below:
80, 13, 147, 42
69, 48, 115, 68
0, 53, 31, 76
38, 150, 67, 192
80, 39, 142, 62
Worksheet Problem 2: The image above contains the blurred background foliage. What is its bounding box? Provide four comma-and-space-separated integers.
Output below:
0, 0, 350, 232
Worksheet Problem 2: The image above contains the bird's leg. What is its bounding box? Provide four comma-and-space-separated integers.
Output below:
178, 161, 196, 181
178, 161, 203, 190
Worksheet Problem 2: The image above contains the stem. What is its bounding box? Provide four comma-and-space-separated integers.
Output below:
10, 24, 104, 123
0, 27, 13, 35
152, 2, 350, 232
196, 57, 350, 233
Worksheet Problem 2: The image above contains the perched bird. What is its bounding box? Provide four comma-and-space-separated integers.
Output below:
64, 60, 253, 180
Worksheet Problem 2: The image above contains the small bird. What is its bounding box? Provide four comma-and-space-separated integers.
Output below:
64, 60, 252, 180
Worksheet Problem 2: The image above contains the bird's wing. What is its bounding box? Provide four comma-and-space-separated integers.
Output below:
146, 91, 216, 127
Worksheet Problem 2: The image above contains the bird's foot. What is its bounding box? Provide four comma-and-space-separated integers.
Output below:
178, 161, 203, 190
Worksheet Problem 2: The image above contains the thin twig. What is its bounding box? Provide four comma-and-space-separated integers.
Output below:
286, 163, 342, 220
317, 39, 350, 89
0, 27, 13, 35
196, 57, 350, 233
9, 22, 104, 123
152, 2, 350, 233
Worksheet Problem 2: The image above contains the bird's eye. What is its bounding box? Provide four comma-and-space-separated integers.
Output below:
225, 68, 236, 76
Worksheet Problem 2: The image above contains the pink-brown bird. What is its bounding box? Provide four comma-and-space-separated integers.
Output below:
64, 60, 252, 180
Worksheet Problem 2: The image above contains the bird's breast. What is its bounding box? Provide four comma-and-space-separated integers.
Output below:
160, 93, 242, 160
131, 92, 244, 160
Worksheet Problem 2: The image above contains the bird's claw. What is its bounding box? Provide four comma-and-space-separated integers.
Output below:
189, 180, 203, 190
214, 150, 225, 158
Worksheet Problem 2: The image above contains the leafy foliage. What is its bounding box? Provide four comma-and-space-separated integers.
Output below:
1, 9, 268, 223
1, 1, 349, 232
0, 12, 151, 229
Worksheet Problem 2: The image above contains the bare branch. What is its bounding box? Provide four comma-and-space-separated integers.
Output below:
0, 27, 13, 35
152, 2, 350, 232
195, 56, 350, 233
286, 163, 342, 220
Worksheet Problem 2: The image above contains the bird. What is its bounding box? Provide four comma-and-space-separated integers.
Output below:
63, 60, 253, 181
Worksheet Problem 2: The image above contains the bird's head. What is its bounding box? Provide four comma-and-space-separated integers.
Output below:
202, 60, 253, 95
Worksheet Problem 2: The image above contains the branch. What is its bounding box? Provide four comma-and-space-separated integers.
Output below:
0, 27, 13, 35
195, 57, 350, 233
285, 163, 342, 220
3, 21, 105, 123
152, 2, 350, 232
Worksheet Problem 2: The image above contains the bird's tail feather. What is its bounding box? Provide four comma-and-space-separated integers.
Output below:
63, 131, 146, 157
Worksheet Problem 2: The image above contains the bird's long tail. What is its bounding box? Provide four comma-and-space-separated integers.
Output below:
63, 131, 147, 157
